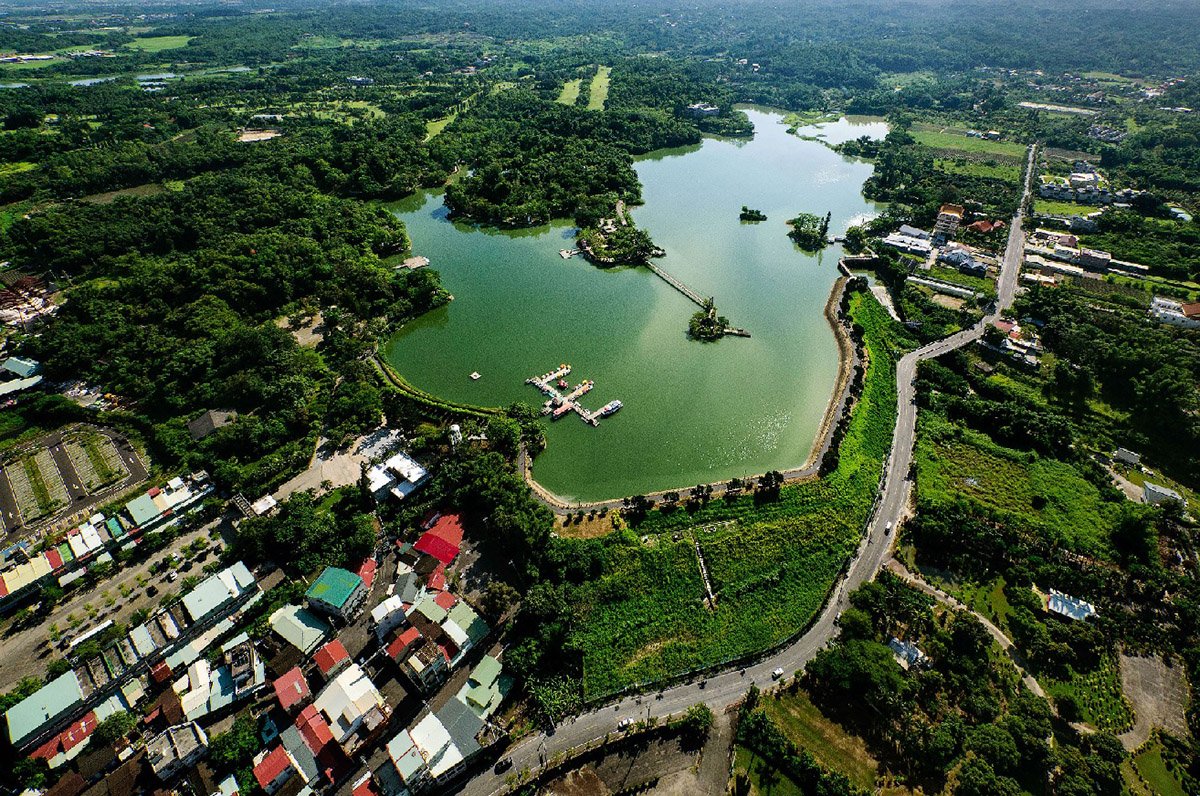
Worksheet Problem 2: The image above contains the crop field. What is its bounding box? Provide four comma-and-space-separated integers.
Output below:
123, 35, 194, 52
915, 417, 1122, 557
556, 78, 582, 105
575, 293, 912, 698
912, 129, 1027, 160
934, 157, 1022, 183
1045, 655, 1134, 734
587, 65, 611, 111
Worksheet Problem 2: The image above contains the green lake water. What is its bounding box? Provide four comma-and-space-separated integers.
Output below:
383, 108, 886, 502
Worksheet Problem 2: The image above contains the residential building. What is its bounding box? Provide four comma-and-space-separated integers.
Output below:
897, 224, 929, 240
1077, 248, 1112, 271
684, 102, 720, 116
414, 514, 464, 566
253, 744, 305, 795
888, 637, 928, 670
314, 639, 351, 680
270, 604, 331, 655
306, 567, 367, 621
455, 656, 512, 718
181, 562, 256, 624
146, 722, 208, 781
934, 204, 965, 240
1150, 296, 1200, 330
347, 76, 374, 86
1114, 448, 1142, 467
311, 663, 390, 755
5, 672, 85, 749
881, 231, 932, 256
186, 409, 237, 440
273, 667, 312, 714
1144, 482, 1187, 507
1047, 589, 1097, 621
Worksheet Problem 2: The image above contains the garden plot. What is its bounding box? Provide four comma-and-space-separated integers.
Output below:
6, 451, 67, 520
34, 449, 70, 511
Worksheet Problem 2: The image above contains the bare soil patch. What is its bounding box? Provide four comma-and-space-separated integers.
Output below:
1119, 652, 1191, 751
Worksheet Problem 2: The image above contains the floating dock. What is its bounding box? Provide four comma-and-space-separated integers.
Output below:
526, 365, 618, 427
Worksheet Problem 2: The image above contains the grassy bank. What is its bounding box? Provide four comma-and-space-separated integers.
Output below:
572, 292, 913, 698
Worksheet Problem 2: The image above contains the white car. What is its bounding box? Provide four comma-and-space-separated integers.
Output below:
771, 667, 784, 680
617, 717, 634, 730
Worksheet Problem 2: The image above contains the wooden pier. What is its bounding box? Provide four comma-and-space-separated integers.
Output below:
645, 261, 709, 308
526, 365, 616, 427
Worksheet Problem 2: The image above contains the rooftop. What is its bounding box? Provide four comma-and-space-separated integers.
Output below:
5, 671, 85, 747
306, 567, 364, 610
314, 639, 351, 677
274, 667, 311, 712
270, 605, 331, 655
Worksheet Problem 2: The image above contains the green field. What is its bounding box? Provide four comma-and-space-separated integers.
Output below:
916, 416, 1123, 557
734, 747, 807, 795
1034, 198, 1098, 217
586, 65, 611, 111
556, 78, 582, 105
760, 689, 879, 790
424, 114, 456, 141
123, 35, 194, 52
1044, 655, 1134, 734
928, 265, 997, 295
934, 157, 1022, 183
574, 293, 912, 697
1132, 740, 1189, 796
913, 130, 1027, 159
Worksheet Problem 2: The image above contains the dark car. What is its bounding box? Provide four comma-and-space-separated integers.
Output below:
494, 758, 513, 773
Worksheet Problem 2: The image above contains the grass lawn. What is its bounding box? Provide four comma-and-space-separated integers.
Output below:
913, 130, 1027, 159
928, 265, 996, 295
424, 114, 456, 141
1132, 740, 1188, 796
123, 35, 194, 52
760, 689, 879, 790
935, 157, 1022, 183
958, 577, 1013, 633
1034, 198, 1098, 217
573, 293, 913, 697
916, 417, 1123, 557
586, 65, 611, 111
556, 78, 581, 105
734, 747, 806, 795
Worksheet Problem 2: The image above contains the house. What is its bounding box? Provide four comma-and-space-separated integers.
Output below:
146, 722, 208, 781
347, 76, 374, 86
456, 655, 512, 718
1046, 589, 1097, 621
1149, 296, 1200, 329
1114, 448, 1141, 467
371, 595, 408, 641
273, 667, 311, 714
897, 224, 929, 240
888, 637, 928, 670
384, 701, 487, 791
306, 567, 367, 621
414, 514, 464, 566
270, 604, 330, 655
5, 671, 85, 749
28, 711, 98, 770
1144, 482, 1186, 507
314, 639, 351, 680
398, 637, 451, 693
186, 409, 236, 440
310, 663, 390, 755
253, 744, 305, 795
1, 356, 39, 378
684, 102, 720, 117
881, 232, 932, 256
181, 562, 256, 625
1077, 248, 1112, 271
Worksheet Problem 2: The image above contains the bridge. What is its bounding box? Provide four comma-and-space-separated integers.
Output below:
645, 261, 709, 308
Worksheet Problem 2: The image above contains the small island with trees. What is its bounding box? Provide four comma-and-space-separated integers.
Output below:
578, 205, 664, 265
688, 299, 750, 341
739, 206, 768, 222
787, 211, 832, 250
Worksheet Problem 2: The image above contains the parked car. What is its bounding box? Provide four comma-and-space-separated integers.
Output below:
494, 758, 513, 773
771, 667, 784, 680
617, 718, 634, 730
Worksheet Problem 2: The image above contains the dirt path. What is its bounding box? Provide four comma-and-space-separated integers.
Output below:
887, 560, 1047, 700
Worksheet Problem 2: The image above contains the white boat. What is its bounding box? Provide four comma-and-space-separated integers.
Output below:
469, 372, 481, 380
599, 400, 623, 417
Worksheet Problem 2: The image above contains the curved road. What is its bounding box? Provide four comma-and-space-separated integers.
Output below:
455, 146, 1036, 796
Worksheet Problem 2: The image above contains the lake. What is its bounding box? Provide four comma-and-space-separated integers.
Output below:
383, 108, 885, 502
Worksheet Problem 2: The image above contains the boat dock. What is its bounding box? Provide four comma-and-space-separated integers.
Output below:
559, 249, 581, 259
526, 365, 619, 427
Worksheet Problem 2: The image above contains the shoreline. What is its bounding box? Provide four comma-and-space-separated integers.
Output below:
522, 274, 862, 515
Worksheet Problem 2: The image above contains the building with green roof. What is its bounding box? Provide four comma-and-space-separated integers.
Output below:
305, 567, 366, 621
5, 671, 85, 749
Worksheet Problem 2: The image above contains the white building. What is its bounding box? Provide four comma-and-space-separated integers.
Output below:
1047, 589, 1097, 621
1150, 296, 1200, 330
1144, 482, 1186, 507
146, 722, 208, 781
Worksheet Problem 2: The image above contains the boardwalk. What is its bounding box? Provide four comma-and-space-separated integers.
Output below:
645, 261, 708, 308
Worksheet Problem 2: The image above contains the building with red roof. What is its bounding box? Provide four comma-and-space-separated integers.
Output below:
314, 639, 350, 679
413, 514, 463, 566
296, 704, 335, 754
273, 667, 311, 713
253, 745, 300, 795
354, 558, 377, 589
29, 711, 98, 766
433, 590, 457, 612
426, 563, 447, 591
386, 626, 422, 663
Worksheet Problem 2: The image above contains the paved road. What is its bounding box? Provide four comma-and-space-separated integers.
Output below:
454, 146, 1036, 796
